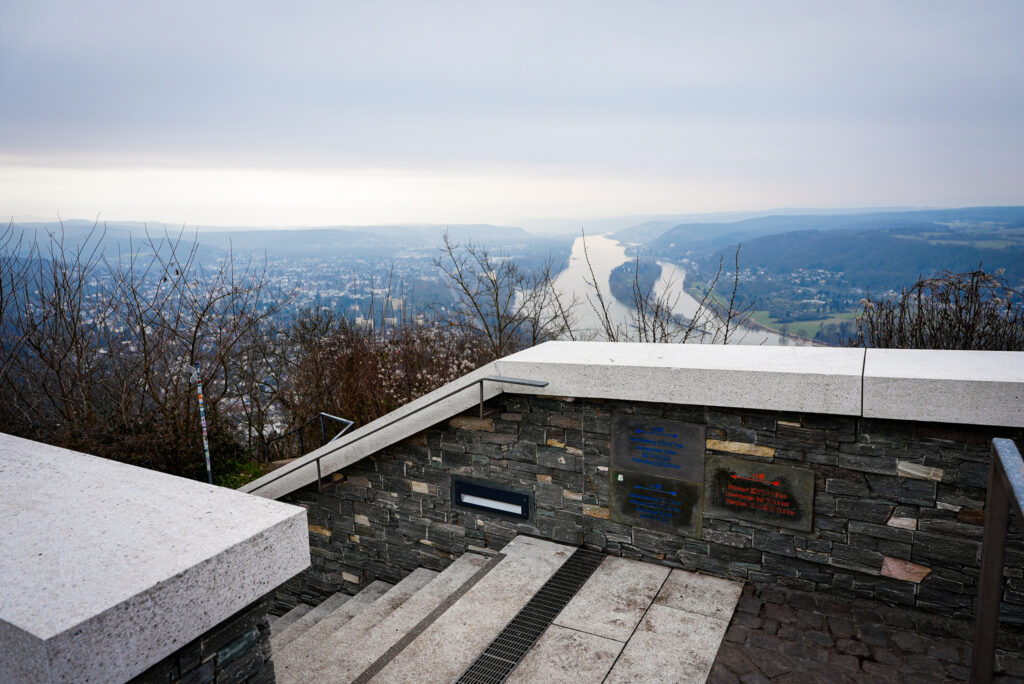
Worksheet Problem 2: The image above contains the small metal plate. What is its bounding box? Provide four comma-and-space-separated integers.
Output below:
703, 454, 815, 532
609, 469, 703, 538
611, 413, 706, 482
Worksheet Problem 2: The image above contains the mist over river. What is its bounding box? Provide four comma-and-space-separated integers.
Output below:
551, 235, 798, 346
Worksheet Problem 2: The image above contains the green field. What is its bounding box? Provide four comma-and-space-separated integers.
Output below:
748, 311, 858, 340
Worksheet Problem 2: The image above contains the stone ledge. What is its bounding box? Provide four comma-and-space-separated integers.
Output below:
863, 348, 1024, 428
0, 433, 310, 683
243, 342, 1024, 499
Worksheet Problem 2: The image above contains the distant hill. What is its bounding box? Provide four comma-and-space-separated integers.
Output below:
645, 207, 1024, 260
696, 220, 1024, 291
7, 220, 538, 260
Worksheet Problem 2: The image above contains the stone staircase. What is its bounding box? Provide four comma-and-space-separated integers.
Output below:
268, 536, 743, 683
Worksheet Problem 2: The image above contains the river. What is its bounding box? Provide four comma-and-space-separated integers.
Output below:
551, 235, 798, 346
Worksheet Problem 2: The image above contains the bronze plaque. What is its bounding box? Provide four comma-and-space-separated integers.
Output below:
704, 454, 815, 532
611, 413, 706, 482
609, 468, 703, 537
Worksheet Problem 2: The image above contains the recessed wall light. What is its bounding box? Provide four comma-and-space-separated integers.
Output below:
452, 477, 532, 521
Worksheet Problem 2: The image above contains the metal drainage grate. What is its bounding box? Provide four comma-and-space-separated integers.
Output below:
456, 547, 605, 684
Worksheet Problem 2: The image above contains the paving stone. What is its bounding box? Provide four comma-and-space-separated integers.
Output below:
714, 643, 758, 676
505, 625, 623, 684
891, 629, 925, 652
654, 569, 744, 622
736, 596, 762, 615
805, 630, 833, 647
710, 582, 1024, 683
706, 665, 741, 684
605, 604, 729, 684
745, 646, 794, 678
828, 615, 856, 638
926, 640, 961, 663
554, 554, 669, 642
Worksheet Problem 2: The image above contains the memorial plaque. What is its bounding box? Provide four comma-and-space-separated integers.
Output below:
704, 454, 815, 532
611, 413, 706, 482
609, 469, 703, 537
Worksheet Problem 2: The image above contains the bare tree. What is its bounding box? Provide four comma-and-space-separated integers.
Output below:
579, 229, 625, 342
434, 232, 572, 358
0, 221, 33, 382
580, 231, 753, 344
0, 221, 290, 478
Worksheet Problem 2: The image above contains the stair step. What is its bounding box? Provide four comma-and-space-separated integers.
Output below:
553, 554, 671, 642
505, 624, 624, 684
497, 554, 670, 682
272, 591, 351, 651
369, 536, 574, 683
274, 581, 391, 667
605, 570, 742, 683
270, 603, 310, 636
275, 571, 435, 683
314, 552, 492, 683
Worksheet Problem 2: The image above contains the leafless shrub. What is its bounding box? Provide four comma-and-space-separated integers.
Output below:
0, 222, 288, 478
284, 315, 492, 448
851, 267, 1024, 350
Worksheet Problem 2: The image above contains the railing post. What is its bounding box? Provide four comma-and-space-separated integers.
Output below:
315, 459, 322, 492
479, 380, 485, 419
971, 444, 1011, 683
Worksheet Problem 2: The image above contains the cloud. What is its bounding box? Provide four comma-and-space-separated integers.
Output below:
1, 1, 1021, 222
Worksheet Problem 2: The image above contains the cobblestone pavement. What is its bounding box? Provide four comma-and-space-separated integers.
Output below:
709, 583, 1024, 683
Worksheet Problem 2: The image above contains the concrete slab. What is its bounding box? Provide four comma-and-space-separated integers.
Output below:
270, 603, 311, 637
306, 553, 491, 682
369, 536, 573, 683
274, 579, 393, 673
505, 625, 624, 684
554, 555, 670, 642
863, 349, 1024, 427
605, 603, 730, 684
654, 569, 744, 622
497, 342, 866, 416
272, 592, 349, 649
0, 433, 309, 684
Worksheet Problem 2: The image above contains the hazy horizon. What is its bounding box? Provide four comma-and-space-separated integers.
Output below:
3, 203, 979, 236
3, 1, 1022, 226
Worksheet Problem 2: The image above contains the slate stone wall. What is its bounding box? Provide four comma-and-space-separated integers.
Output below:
278, 395, 1024, 621
130, 597, 275, 684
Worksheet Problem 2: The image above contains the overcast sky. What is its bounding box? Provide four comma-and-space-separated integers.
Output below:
1, 1, 1022, 228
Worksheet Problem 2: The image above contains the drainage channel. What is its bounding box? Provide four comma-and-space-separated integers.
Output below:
455, 547, 605, 684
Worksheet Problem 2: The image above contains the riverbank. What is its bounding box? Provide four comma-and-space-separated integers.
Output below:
552, 235, 806, 346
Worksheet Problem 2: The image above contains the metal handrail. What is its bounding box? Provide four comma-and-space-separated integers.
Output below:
247, 375, 548, 494
261, 412, 354, 462
971, 437, 1024, 683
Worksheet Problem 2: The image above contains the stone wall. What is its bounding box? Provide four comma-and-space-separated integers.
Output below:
130, 597, 275, 684
278, 395, 1023, 621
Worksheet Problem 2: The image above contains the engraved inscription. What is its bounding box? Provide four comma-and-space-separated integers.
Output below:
704, 454, 815, 532
609, 469, 702, 537
611, 414, 706, 482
